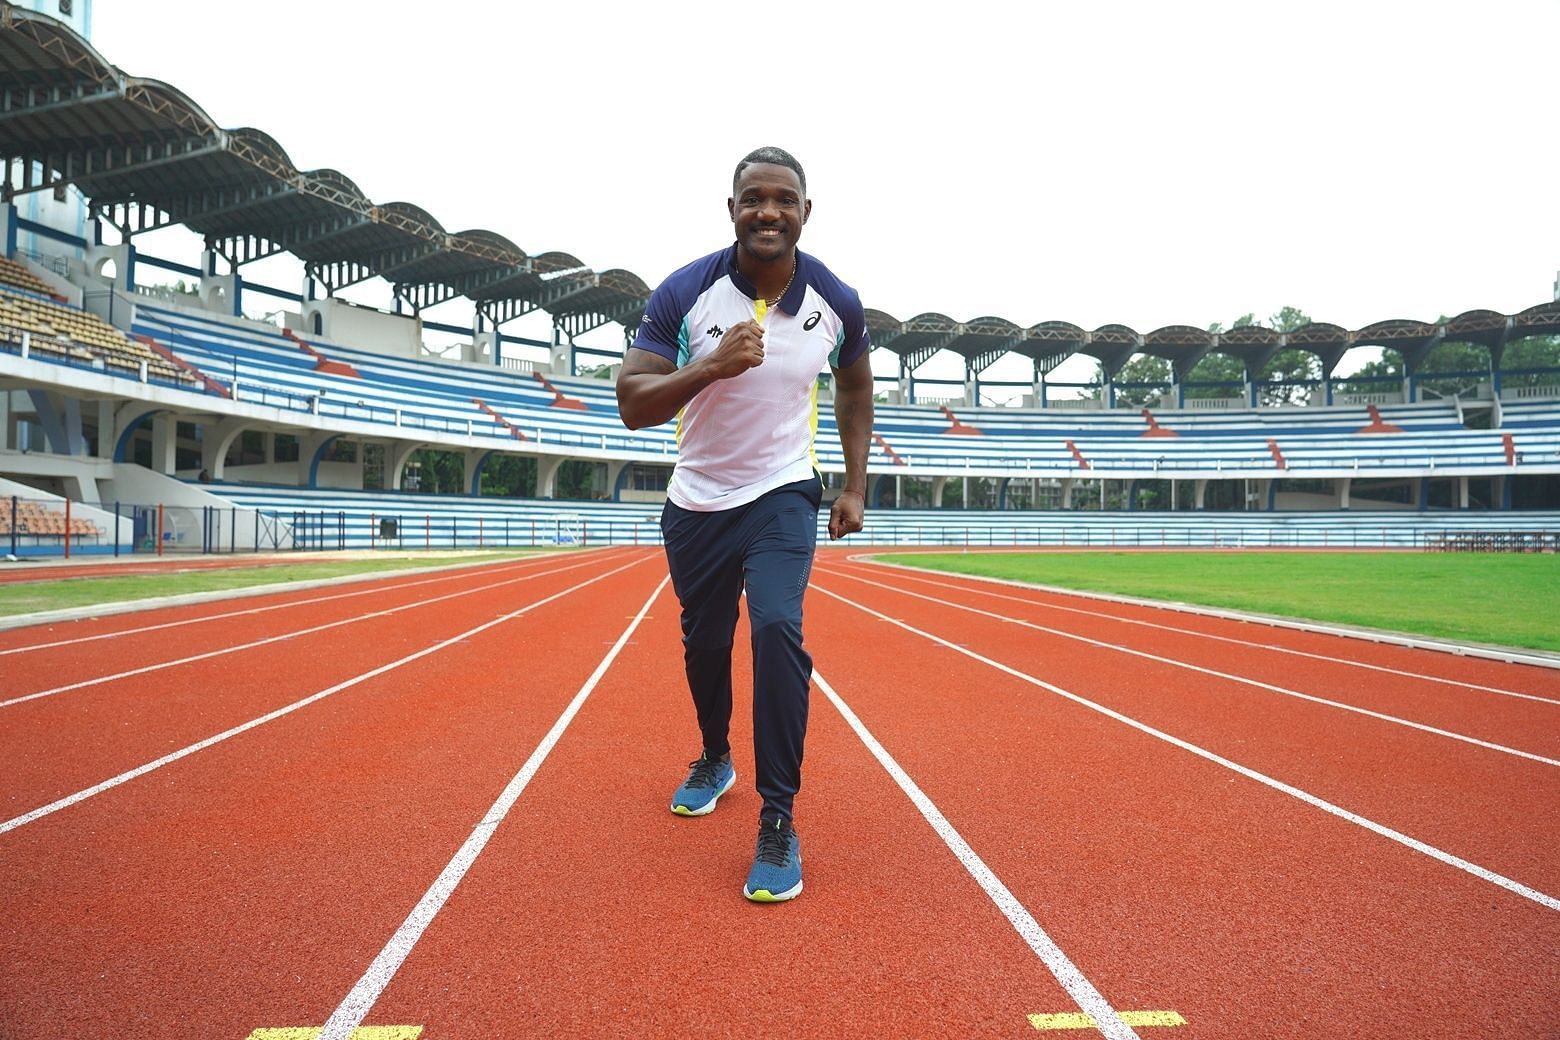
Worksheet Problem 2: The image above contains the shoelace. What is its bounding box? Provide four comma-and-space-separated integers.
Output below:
685, 756, 723, 790
755, 819, 793, 866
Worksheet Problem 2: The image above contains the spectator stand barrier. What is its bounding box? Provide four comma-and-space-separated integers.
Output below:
3, 494, 115, 558
5, 498, 1555, 557
18, 482, 1557, 559
0, 497, 314, 558
1422, 530, 1558, 553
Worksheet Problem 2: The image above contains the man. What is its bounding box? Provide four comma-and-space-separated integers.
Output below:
616, 146, 873, 902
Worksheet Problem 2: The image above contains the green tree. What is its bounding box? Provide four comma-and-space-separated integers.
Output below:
405, 448, 465, 494
1068, 479, 1130, 511
1190, 313, 1255, 399
479, 455, 537, 497
1268, 306, 1310, 334
1255, 307, 1318, 405
1258, 348, 1319, 405
1395, 334, 1560, 398
1417, 339, 1494, 398
898, 476, 934, 508
555, 460, 605, 500
1204, 313, 1260, 335
1088, 307, 1320, 408
1184, 350, 1244, 401
1338, 355, 1401, 396
1197, 307, 1318, 405
1090, 354, 1170, 407
1501, 334, 1560, 389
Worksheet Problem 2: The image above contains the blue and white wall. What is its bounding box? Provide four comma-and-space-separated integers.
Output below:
10, 0, 94, 264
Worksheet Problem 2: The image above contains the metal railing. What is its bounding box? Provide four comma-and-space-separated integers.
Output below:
1422, 530, 1559, 553
3, 496, 285, 557
6, 493, 1558, 558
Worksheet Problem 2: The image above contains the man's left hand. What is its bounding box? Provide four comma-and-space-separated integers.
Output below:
828, 490, 864, 540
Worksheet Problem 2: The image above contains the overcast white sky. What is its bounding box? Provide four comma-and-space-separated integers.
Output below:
91, 1, 1559, 390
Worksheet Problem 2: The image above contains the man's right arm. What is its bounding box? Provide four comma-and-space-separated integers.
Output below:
615, 323, 765, 430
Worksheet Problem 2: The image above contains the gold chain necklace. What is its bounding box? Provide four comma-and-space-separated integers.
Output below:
755, 256, 797, 325
767, 255, 797, 307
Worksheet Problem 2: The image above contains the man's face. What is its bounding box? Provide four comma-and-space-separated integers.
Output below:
728, 163, 810, 263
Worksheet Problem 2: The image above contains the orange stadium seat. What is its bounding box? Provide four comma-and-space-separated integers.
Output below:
0, 256, 59, 296
0, 282, 198, 386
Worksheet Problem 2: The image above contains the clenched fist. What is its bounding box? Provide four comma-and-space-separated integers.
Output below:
705, 320, 765, 380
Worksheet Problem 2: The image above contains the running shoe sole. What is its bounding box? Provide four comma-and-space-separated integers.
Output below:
744, 878, 803, 902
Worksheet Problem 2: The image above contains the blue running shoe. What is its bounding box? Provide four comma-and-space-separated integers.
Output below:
670, 752, 736, 816
744, 815, 802, 902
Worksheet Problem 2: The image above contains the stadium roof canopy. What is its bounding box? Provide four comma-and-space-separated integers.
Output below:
0, 4, 647, 337
1, 3, 1557, 371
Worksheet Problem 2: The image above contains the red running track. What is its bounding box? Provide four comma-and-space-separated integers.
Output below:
0, 547, 1554, 1038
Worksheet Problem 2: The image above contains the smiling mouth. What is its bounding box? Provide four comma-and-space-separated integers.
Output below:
755, 228, 783, 237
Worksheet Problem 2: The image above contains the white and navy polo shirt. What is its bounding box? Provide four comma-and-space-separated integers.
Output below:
632, 244, 870, 512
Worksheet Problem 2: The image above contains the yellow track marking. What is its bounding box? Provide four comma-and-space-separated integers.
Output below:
246, 1028, 423, 1039
1029, 1010, 1186, 1030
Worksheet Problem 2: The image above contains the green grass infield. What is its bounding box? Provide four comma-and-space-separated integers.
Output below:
0, 550, 549, 619
874, 550, 1560, 653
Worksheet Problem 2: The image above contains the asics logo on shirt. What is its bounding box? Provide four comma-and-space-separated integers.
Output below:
803, 311, 822, 331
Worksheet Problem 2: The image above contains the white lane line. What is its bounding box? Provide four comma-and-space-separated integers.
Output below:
0, 556, 650, 836
316, 575, 669, 1040
818, 569, 1558, 768
814, 666, 1140, 1040
1, 553, 624, 709
0, 551, 593, 658
810, 582, 1560, 913
830, 560, 1559, 706
857, 554, 1560, 673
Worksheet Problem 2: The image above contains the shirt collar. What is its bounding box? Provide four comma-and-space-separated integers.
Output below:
725, 243, 808, 316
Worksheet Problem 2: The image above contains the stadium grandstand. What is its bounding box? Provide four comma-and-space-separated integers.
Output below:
1, 1, 1558, 556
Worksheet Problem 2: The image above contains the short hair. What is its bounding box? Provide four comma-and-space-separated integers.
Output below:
733, 146, 806, 197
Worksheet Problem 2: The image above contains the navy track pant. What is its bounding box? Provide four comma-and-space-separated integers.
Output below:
661, 475, 821, 822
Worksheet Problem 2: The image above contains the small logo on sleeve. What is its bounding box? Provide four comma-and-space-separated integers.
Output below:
803, 311, 822, 331
706, 324, 726, 339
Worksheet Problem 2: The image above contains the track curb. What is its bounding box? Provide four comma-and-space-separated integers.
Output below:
0, 549, 606, 633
